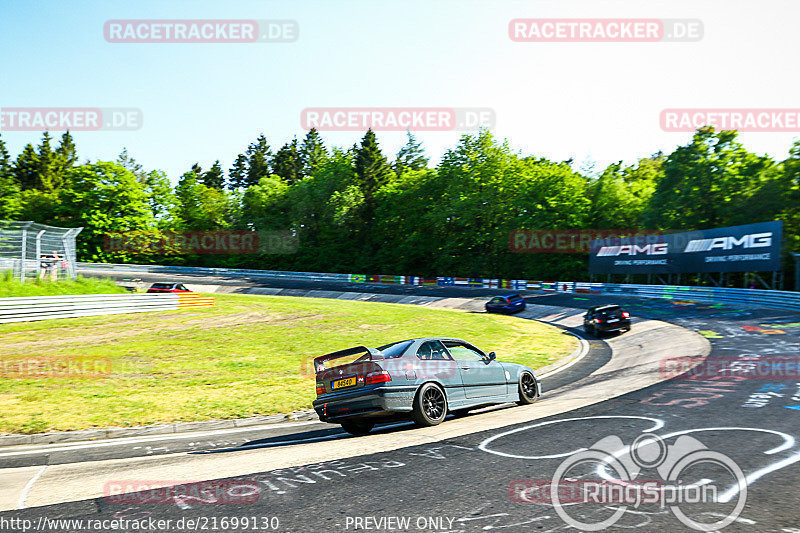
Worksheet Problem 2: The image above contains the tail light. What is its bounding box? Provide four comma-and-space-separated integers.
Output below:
596, 318, 604, 323
622, 311, 630, 318
315, 383, 326, 395
365, 370, 391, 385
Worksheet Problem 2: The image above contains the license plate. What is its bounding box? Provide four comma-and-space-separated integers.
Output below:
332, 376, 357, 390
607, 318, 619, 323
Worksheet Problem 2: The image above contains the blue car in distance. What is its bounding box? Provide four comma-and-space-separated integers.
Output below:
312, 338, 540, 435
485, 293, 526, 314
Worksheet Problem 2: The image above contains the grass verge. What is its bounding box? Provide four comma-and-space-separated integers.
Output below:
0, 272, 125, 298
0, 293, 576, 434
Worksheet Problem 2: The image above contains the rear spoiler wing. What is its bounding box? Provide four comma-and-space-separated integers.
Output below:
313, 346, 384, 373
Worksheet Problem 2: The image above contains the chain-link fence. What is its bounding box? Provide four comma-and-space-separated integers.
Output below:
0, 221, 83, 282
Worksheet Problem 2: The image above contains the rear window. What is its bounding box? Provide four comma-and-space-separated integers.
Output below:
597, 306, 622, 315
377, 340, 413, 359
508, 295, 523, 302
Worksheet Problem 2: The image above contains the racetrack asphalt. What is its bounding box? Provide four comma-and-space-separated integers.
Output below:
1, 272, 799, 532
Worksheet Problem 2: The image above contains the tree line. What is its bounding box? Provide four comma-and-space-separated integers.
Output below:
0, 127, 798, 286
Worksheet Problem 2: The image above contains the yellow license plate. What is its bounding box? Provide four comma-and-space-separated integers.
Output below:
332, 376, 357, 390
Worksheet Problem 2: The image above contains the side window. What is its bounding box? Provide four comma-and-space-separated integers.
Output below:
176, 284, 188, 291
444, 343, 485, 362
416, 340, 451, 361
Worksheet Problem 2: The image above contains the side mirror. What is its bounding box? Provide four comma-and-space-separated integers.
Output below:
488, 352, 496, 361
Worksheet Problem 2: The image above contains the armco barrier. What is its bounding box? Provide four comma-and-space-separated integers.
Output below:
0, 293, 214, 324
77, 262, 800, 312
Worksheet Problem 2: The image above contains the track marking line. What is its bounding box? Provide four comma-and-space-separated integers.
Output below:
478, 415, 664, 459
17, 465, 46, 509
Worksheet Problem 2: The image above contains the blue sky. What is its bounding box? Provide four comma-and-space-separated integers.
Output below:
1, 0, 798, 182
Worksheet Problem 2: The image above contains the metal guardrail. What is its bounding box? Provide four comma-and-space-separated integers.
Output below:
0, 293, 214, 324
77, 262, 800, 312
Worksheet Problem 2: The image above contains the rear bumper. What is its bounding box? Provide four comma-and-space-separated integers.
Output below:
312, 385, 416, 422
596, 320, 631, 332
485, 305, 526, 313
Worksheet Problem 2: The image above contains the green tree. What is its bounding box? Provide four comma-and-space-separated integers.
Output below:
175, 172, 232, 230
57, 162, 155, 260
54, 131, 78, 176
587, 154, 662, 228
143, 170, 178, 228
35, 132, 62, 191
228, 154, 248, 190
645, 127, 779, 229
116, 148, 177, 227
273, 139, 303, 185
354, 129, 392, 221
0, 134, 21, 218
116, 148, 146, 180
246, 134, 272, 188
13, 144, 39, 191
393, 131, 429, 176
202, 160, 225, 190
300, 128, 328, 177
240, 175, 291, 230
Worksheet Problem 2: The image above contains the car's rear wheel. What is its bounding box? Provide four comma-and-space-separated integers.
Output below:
412, 383, 447, 427
340, 420, 374, 435
517, 372, 539, 405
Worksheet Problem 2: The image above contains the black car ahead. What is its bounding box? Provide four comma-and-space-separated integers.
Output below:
485, 293, 526, 314
583, 304, 631, 336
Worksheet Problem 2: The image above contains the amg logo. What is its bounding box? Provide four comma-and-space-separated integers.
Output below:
596, 243, 668, 257
684, 232, 772, 253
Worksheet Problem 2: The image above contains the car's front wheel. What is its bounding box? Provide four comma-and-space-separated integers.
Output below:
340, 420, 375, 435
412, 383, 447, 427
516, 372, 539, 405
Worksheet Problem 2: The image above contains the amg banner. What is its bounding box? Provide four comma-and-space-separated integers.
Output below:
589, 221, 783, 274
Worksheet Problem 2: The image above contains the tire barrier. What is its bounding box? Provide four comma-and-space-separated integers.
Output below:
79, 262, 800, 311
